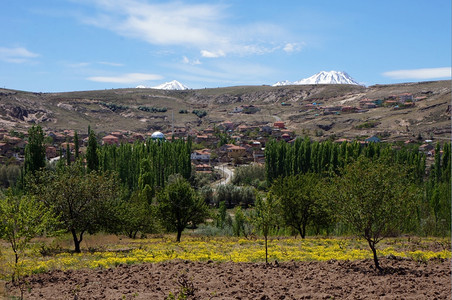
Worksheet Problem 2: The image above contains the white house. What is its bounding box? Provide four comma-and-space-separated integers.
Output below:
191, 149, 211, 161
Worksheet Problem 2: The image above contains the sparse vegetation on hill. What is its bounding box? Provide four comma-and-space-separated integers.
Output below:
0, 80, 449, 142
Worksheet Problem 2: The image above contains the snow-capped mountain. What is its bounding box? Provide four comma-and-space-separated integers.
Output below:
152, 80, 189, 90
135, 80, 189, 90
273, 71, 360, 86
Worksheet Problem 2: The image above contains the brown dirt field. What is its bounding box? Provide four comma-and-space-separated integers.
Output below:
5, 258, 451, 299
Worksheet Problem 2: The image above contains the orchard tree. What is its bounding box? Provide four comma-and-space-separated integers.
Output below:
252, 193, 279, 264
270, 173, 323, 238
0, 193, 59, 282
29, 162, 120, 253
118, 189, 157, 238
331, 157, 420, 271
157, 174, 208, 242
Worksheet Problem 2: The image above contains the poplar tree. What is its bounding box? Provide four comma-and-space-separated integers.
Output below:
24, 125, 46, 175
86, 129, 99, 172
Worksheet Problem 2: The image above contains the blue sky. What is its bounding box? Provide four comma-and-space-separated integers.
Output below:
0, 0, 450, 92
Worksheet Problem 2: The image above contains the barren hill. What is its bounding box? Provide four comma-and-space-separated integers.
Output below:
0, 80, 450, 142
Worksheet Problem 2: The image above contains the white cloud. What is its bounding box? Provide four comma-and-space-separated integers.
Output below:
82, 0, 223, 47
182, 56, 201, 65
87, 73, 163, 83
383, 67, 451, 80
98, 61, 124, 67
200, 50, 226, 58
78, 0, 296, 57
283, 42, 303, 53
0, 46, 39, 63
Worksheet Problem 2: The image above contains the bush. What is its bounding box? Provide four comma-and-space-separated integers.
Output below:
232, 164, 266, 189
215, 184, 256, 208
192, 109, 207, 118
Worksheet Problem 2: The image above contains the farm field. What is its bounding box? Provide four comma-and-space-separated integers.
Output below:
1, 234, 450, 299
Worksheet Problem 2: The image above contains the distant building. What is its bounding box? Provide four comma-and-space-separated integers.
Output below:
273, 121, 285, 129
191, 149, 211, 161
150, 131, 165, 141
102, 135, 120, 145
365, 136, 381, 143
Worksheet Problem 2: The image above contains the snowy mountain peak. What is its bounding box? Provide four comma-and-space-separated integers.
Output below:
135, 80, 189, 90
273, 71, 360, 86
152, 80, 189, 90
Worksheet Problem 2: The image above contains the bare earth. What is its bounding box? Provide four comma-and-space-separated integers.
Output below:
6, 257, 450, 299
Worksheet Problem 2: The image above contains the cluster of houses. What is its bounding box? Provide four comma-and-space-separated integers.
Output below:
0, 90, 440, 170
301, 93, 421, 116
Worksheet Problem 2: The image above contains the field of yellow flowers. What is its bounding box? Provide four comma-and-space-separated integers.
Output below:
0, 234, 450, 280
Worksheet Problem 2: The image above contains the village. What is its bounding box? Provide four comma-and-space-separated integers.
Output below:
0, 91, 440, 177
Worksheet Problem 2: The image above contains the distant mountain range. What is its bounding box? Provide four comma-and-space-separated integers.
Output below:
136, 80, 189, 90
273, 71, 361, 86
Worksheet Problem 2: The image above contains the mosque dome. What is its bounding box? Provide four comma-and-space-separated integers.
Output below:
150, 131, 165, 140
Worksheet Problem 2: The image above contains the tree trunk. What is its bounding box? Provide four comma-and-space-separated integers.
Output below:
265, 235, 268, 264
367, 239, 382, 272
176, 228, 183, 242
301, 222, 306, 239
71, 229, 83, 253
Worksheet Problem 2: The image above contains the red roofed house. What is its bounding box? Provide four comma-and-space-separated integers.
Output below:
102, 135, 120, 145
227, 145, 246, 159
274, 121, 285, 129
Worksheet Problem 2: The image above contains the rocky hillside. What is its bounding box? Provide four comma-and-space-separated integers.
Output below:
0, 80, 450, 142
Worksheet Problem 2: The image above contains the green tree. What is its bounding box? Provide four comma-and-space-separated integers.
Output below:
118, 190, 157, 238
24, 125, 46, 175
270, 173, 322, 238
66, 143, 71, 166
74, 131, 80, 160
86, 129, 99, 172
29, 163, 120, 253
0, 193, 59, 282
157, 175, 208, 242
331, 157, 420, 271
252, 193, 279, 263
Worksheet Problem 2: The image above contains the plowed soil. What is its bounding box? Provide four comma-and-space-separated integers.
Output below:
6, 257, 451, 299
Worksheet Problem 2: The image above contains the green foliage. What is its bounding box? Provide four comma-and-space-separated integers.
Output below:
0, 164, 21, 188
157, 175, 209, 242
192, 109, 207, 118
251, 193, 280, 263
100, 102, 128, 112
354, 120, 380, 129
24, 125, 46, 176
216, 201, 227, 229
28, 163, 121, 252
232, 206, 251, 237
271, 173, 325, 239
331, 157, 421, 271
232, 164, 266, 188
117, 190, 158, 238
98, 138, 192, 194
138, 106, 167, 113
178, 109, 188, 114
215, 184, 255, 208
74, 131, 80, 160
86, 129, 99, 172
0, 192, 59, 282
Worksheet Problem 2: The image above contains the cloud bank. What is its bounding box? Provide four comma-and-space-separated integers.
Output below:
0, 46, 39, 63
383, 67, 451, 80
87, 73, 163, 84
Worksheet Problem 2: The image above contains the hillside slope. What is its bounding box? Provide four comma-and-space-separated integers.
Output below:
0, 80, 449, 142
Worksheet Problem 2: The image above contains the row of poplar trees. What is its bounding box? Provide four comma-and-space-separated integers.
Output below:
265, 137, 451, 236
16, 125, 195, 252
